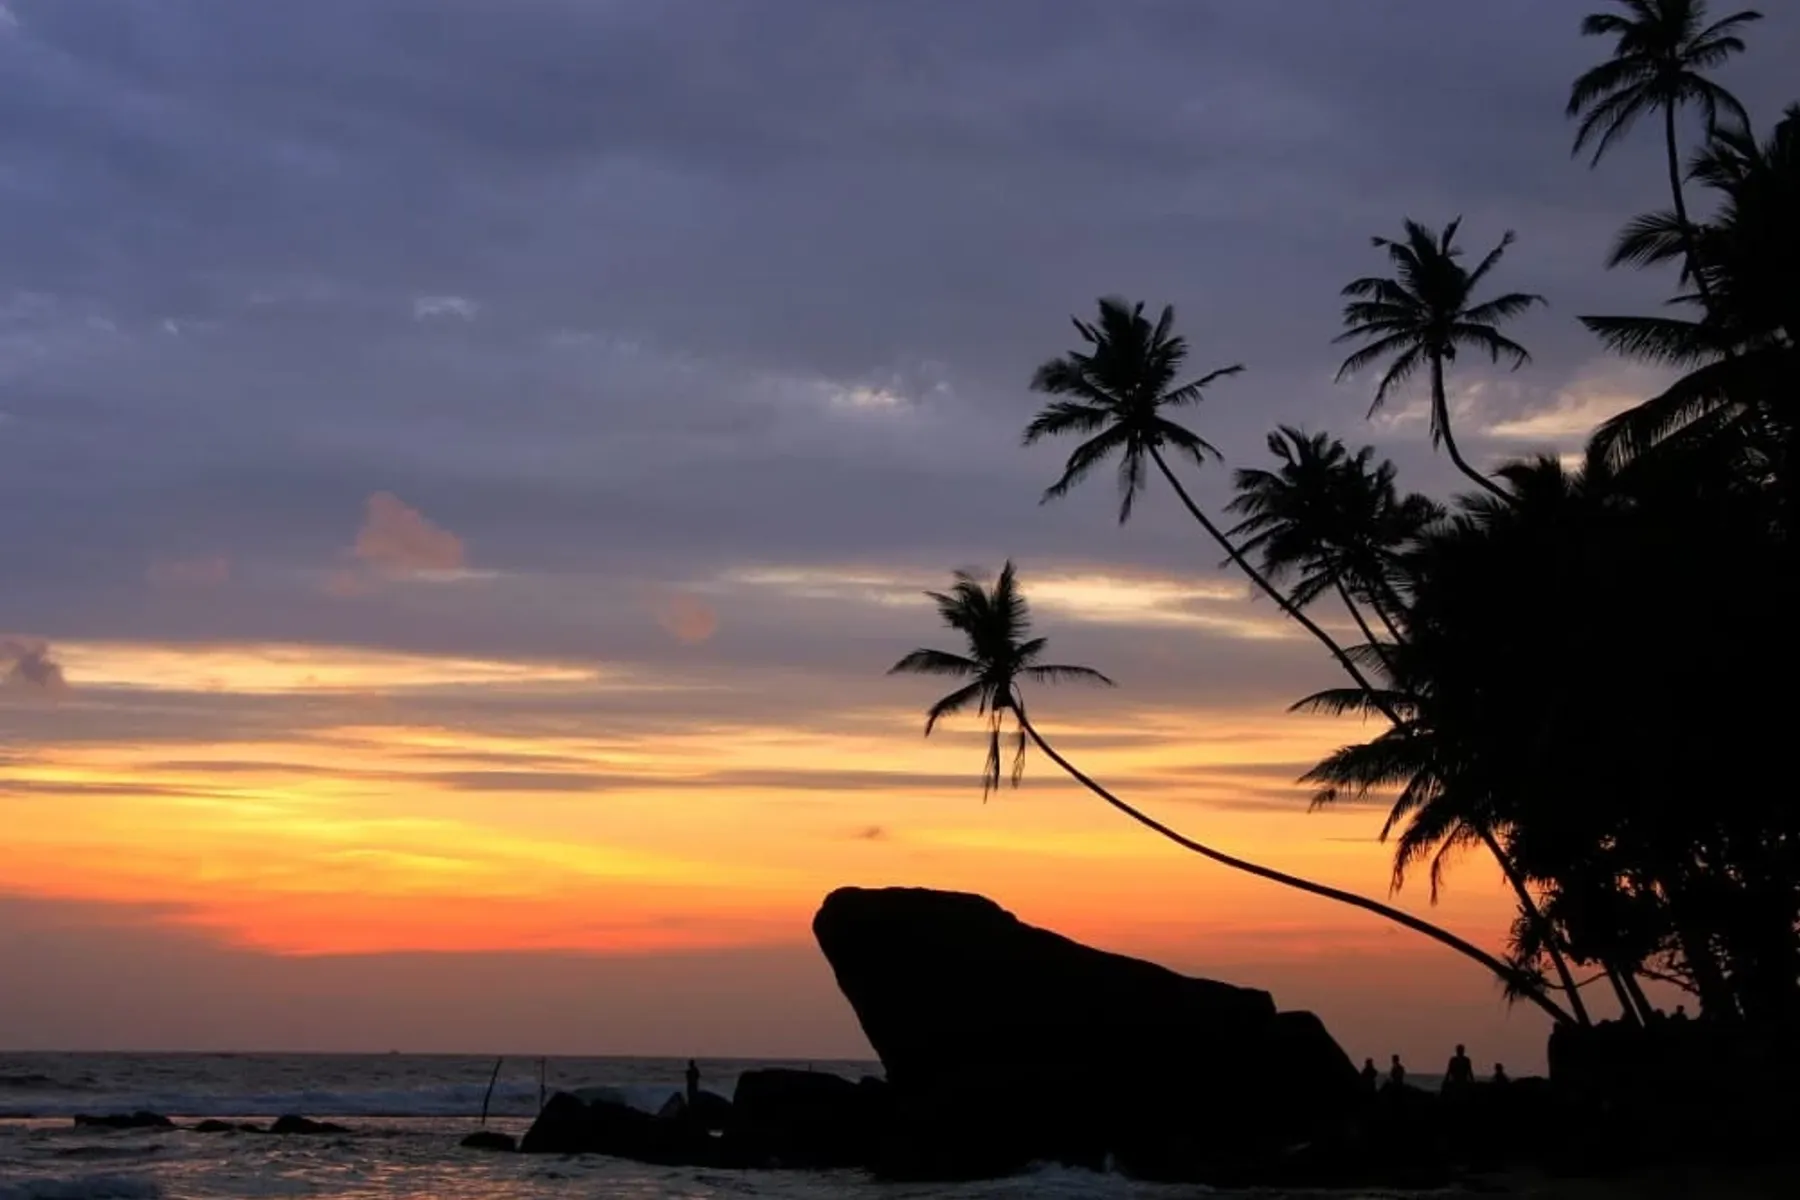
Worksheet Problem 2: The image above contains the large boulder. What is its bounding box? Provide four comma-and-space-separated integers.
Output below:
725, 1068, 882, 1167
813, 887, 1361, 1178
520, 1091, 715, 1164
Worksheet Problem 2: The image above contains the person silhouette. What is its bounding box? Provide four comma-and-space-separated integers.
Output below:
1360, 1057, 1379, 1093
1445, 1043, 1474, 1092
684, 1059, 700, 1107
1387, 1054, 1406, 1092
1492, 1063, 1509, 1086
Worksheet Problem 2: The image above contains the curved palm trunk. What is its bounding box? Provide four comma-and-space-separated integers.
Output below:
1149, 446, 1590, 1023
1014, 706, 1577, 1027
1431, 354, 1511, 502
1664, 102, 1717, 313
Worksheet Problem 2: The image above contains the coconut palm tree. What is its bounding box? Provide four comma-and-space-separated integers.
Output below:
890, 561, 1577, 1025
1568, 0, 1762, 297
1335, 219, 1543, 500
1585, 106, 1799, 467
1025, 298, 1389, 706
887, 561, 1114, 796
1225, 428, 1440, 649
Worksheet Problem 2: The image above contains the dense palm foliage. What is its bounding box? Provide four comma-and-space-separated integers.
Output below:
1303, 453, 1797, 1022
886, 11, 1795, 1035
1334, 219, 1542, 499
1569, 1, 1762, 292
1226, 428, 1439, 647
1586, 105, 1800, 469
1026, 299, 1387, 704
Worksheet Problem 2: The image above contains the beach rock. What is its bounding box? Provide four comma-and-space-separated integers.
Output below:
519, 1091, 714, 1164
813, 886, 1361, 1179
689, 1088, 733, 1133
269, 1115, 349, 1135
459, 1130, 518, 1152
726, 1068, 879, 1168
73, 1111, 175, 1130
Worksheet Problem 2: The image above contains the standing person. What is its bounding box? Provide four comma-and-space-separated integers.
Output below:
685, 1059, 700, 1108
1444, 1044, 1474, 1093
1492, 1063, 1509, 1086
1360, 1057, 1379, 1094
1387, 1054, 1406, 1092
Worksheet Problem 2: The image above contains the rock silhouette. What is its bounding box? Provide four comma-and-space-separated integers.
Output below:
812, 886, 1361, 1177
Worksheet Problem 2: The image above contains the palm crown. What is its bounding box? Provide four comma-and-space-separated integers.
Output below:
1024, 297, 1243, 523
888, 561, 1112, 796
1227, 427, 1441, 616
1336, 218, 1542, 432
1567, 0, 1761, 165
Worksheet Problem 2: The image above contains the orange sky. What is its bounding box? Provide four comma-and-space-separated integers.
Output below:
0, 596, 1568, 1071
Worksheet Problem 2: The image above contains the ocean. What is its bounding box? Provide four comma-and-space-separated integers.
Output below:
0, 1052, 1311, 1200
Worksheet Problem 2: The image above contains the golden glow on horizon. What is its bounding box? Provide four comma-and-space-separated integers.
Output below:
2, 636, 1515, 965
50, 641, 610, 694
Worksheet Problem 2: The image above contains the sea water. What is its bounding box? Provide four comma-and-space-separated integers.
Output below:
0, 1052, 1417, 1199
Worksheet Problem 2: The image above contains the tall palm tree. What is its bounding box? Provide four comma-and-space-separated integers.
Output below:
1226, 428, 1440, 649
1335, 219, 1543, 500
1585, 106, 1799, 466
1024, 298, 1389, 707
1568, 0, 1762, 299
890, 561, 1577, 1026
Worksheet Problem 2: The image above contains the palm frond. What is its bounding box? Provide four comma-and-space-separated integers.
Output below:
924, 679, 987, 735
889, 648, 980, 678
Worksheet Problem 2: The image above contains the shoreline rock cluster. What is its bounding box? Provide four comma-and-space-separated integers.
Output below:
501, 887, 1800, 1186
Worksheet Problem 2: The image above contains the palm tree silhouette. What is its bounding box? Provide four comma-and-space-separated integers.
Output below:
1585, 106, 1799, 465
889, 561, 1576, 1026
1025, 298, 1387, 705
1226, 427, 1440, 652
1335, 219, 1542, 501
887, 561, 1113, 797
1568, 0, 1762, 300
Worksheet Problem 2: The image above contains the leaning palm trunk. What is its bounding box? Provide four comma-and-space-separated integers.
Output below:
1014, 704, 1576, 1027
1484, 828, 1595, 1027
1603, 966, 1643, 1025
1149, 444, 1591, 1022
1431, 354, 1511, 502
1148, 446, 1392, 704
1333, 577, 1397, 678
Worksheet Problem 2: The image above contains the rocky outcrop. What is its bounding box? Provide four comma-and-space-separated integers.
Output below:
72, 1112, 174, 1130
729, 1068, 886, 1168
813, 886, 1362, 1178
459, 1129, 518, 1152
269, 1115, 349, 1135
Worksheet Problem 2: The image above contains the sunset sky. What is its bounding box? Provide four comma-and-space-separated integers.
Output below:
3, 1, 1795, 1074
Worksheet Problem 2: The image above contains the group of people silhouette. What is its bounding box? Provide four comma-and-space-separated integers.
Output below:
1360, 1044, 1508, 1097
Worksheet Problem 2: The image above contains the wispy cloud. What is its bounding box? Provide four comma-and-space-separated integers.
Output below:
720, 564, 1289, 640
47, 641, 601, 695
412, 295, 479, 322
1484, 362, 1674, 444
1, 636, 67, 693
648, 588, 720, 645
